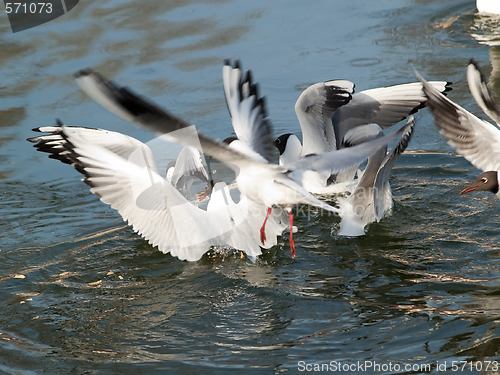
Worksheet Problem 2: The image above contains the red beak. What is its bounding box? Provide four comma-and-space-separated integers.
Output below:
460, 185, 477, 195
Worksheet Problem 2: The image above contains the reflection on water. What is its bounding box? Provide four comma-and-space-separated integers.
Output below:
1, 0, 500, 373
469, 11, 500, 96
470, 13, 500, 47
0, 106, 26, 179
488, 47, 500, 95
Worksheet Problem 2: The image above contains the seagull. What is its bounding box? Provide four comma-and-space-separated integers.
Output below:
275, 79, 356, 193
337, 116, 416, 236
417, 60, 500, 198
28, 62, 293, 261
221, 59, 292, 249
74, 64, 414, 257
28, 124, 292, 261
161, 142, 289, 253
222, 60, 276, 164
477, 0, 500, 15
274, 78, 451, 193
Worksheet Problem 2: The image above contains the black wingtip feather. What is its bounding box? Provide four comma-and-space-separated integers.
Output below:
444, 81, 453, 94
257, 96, 268, 118
73, 68, 95, 80
469, 58, 479, 68
245, 70, 253, 85
28, 126, 98, 171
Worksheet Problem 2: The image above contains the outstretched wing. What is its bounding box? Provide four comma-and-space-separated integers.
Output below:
295, 79, 354, 155
28, 126, 264, 261
333, 81, 451, 149
28, 125, 158, 169
223, 60, 275, 162
74, 69, 267, 173
417, 69, 500, 174
467, 59, 500, 126
286, 121, 413, 179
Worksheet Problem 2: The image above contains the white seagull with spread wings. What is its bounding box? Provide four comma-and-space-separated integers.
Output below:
74, 62, 413, 256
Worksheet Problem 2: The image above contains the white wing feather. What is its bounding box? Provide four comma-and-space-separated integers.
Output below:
418, 70, 500, 173
333, 81, 450, 148
295, 80, 354, 155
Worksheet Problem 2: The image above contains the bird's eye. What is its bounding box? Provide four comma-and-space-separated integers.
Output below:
482, 177, 488, 183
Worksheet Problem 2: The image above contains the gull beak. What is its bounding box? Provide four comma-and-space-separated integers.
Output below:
460, 184, 477, 195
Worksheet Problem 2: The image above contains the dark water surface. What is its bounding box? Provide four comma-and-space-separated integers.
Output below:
1, 0, 500, 374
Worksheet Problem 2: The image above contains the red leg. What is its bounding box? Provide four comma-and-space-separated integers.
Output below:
289, 210, 295, 259
260, 207, 272, 245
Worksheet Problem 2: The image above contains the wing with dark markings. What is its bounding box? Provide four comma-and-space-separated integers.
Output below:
74, 69, 269, 173
417, 69, 500, 173
467, 59, 500, 126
